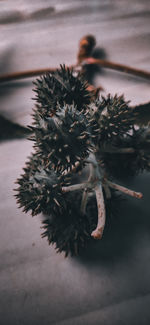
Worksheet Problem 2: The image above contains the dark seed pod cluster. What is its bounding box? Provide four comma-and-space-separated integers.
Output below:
15, 65, 150, 256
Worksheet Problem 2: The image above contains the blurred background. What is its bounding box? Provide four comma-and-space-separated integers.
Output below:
0, 1, 150, 324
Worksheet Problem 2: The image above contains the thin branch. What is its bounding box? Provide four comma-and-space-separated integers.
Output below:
0, 58, 150, 83
91, 183, 106, 239
101, 147, 135, 154
82, 57, 150, 81
103, 183, 111, 199
62, 152, 143, 243
0, 65, 75, 83
86, 153, 102, 182
105, 179, 143, 199
80, 189, 88, 215
62, 182, 88, 193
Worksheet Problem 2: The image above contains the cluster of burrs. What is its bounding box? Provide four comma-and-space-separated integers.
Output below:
15, 65, 150, 256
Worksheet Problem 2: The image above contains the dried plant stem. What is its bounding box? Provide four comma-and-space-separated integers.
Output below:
62, 182, 88, 193
83, 58, 150, 81
0, 59, 150, 83
105, 179, 143, 199
0, 65, 74, 83
0, 68, 57, 83
103, 183, 111, 199
91, 183, 106, 239
61, 152, 143, 240
80, 189, 88, 215
101, 147, 135, 154
87, 155, 106, 239
86, 153, 102, 181
62, 153, 107, 239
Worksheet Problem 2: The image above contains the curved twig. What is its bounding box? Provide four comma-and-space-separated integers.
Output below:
0, 59, 150, 83
80, 189, 88, 215
0, 65, 74, 83
82, 58, 150, 81
91, 183, 106, 239
105, 179, 143, 199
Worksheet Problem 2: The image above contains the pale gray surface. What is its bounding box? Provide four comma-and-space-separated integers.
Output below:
0, 1, 150, 325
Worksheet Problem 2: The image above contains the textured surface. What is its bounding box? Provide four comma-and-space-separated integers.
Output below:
0, 1, 150, 324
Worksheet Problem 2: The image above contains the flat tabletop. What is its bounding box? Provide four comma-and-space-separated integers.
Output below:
0, 1, 150, 324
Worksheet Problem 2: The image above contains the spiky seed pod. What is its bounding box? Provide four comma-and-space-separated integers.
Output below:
128, 127, 150, 173
132, 101, 150, 126
15, 155, 66, 216
98, 127, 150, 177
42, 193, 96, 257
41, 189, 121, 256
89, 94, 133, 145
30, 104, 92, 172
32, 65, 92, 118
